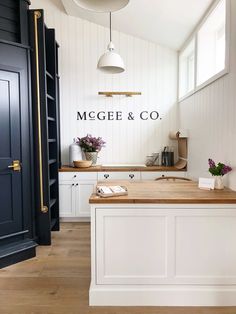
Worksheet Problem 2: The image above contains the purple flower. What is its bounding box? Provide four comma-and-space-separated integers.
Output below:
208, 158, 232, 176
208, 158, 215, 168
222, 165, 232, 175
76, 134, 106, 152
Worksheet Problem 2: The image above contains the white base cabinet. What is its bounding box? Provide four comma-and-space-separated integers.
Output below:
59, 172, 97, 219
59, 170, 186, 219
59, 182, 75, 217
75, 181, 97, 217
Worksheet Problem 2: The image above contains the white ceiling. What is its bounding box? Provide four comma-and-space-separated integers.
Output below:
61, 0, 213, 50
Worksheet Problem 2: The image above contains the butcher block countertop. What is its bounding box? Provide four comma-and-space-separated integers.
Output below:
60, 165, 186, 172
89, 180, 236, 204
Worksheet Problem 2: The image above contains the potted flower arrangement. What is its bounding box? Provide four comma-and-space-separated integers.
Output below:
77, 134, 106, 165
208, 158, 232, 189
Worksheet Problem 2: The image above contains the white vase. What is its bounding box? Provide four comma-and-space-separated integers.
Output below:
69, 141, 82, 166
214, 176, 224, 190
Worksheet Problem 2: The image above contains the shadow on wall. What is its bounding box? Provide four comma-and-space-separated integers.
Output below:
43, 0, 66, 13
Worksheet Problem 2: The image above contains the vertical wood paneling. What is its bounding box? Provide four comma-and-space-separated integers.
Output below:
30, 0, 178, 165
178, 1, 236, 190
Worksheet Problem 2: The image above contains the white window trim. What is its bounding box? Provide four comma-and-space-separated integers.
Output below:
178, 39, 195, 99
178, 0, 230, 102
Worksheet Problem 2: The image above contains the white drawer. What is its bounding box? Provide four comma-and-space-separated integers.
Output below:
141, 171, 186, 180
98, 172, 141, 181
59, 172, 97, 182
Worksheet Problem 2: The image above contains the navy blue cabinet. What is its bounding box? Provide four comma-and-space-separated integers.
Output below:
0, 0, 37, 268
29, 9, 60, 245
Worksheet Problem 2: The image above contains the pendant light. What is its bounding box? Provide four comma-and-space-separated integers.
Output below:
73, 0, 129, 13
97, 12, 125, 74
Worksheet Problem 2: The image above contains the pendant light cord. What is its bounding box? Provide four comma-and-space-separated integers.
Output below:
109, 12, 112, 42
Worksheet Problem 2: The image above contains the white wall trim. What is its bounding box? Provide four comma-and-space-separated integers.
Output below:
90, 284, 236, 306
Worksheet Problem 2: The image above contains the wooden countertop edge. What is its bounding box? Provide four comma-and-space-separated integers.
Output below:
59, 165, 187, 172
89, 197, 236, 204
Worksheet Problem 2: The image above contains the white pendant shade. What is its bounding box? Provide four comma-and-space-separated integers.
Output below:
97, 13, 125, 74
73, 0, 129, 12
97, 42, 125, 74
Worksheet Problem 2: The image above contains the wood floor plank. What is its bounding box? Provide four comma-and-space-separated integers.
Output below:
0, 222, 235, 314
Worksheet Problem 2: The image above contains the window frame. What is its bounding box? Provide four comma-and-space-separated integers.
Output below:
178, 0, 230, 102
178, 38, 195, 99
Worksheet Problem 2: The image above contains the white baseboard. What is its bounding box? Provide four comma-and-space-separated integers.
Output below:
89, 284, 236, 306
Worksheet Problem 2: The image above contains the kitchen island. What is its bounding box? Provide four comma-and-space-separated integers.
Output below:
89, 180, 236, 306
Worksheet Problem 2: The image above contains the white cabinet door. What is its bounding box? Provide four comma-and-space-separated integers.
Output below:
75, 181, 97, 217
98, 172, 141, 181
141, 171, 186, 180
59, 182, 75, 217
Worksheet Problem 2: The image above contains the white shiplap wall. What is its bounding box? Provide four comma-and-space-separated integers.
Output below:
179, 0, 236, 190
30, 0, 178, 165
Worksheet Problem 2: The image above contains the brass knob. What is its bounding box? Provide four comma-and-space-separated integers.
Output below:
8, 160, 21, 172
41, 206, 48, 213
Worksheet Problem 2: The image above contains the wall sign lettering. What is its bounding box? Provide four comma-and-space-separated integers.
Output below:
77, 111, 160, 121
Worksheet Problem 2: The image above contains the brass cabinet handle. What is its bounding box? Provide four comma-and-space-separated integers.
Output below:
8, 160, 21, 172
33, 10, 48, 214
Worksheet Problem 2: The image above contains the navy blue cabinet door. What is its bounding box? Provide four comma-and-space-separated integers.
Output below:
0, 70, 23, 236
0, 43, 36, 268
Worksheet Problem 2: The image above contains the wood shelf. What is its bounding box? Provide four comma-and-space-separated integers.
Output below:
98, 91, 141, 98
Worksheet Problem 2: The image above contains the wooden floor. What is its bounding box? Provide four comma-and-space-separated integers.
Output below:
0, 223, 236, 314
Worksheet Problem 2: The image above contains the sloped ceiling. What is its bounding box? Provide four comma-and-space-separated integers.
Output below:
61, 0, 213, 50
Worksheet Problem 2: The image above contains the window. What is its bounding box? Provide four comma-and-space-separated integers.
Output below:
179, 39, 195, 98
179, 0, 228, 100
197, 0, 226, 86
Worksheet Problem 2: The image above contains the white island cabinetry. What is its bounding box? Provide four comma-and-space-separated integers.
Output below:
89, 181, 236, 306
